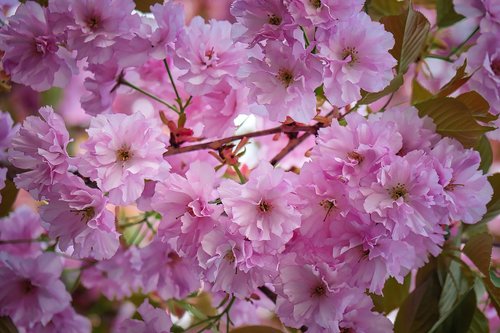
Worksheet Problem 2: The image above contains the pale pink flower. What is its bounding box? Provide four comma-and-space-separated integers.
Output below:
78, 111, 169, 205
313, 112, 402, 186
80, 61, 122, 115
335, 288, 393, 333
431, 138, 493, 224
362, 151, 444, 240
149, 1, 185, 59
187, 81, 250, 138
39, 175, 120, 260
0, 253, 71, 327
0, 1, 77, 91
9, 107, 71, 200
198, 225, 278, 298
374, 106, 440, 154
152, 161, 222, 256
218, 163, 301, 253
66, 0, 141, 64
0, 111, 18, 160
174, 17, 247, 95
81, 247, 141, 300
138, 239, 201, 300
0, 206, 44, 258
117, 300, 172, 333
467, 28, 500, 115
288, 0, 364, 29
230, 0, 296, 46
317, 12, 396, 106
330, 212, 416, 293
242, 40, 323, 122
30, 306, 92, 333
275, 261, 344, 331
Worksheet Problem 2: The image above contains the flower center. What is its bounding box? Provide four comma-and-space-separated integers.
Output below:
258, 200, 272, 213
20, 279, 36, 294
310, 0, 322, 8
341, 46, 359, 65
310, 282, 327, 297
116, 147, 132, 162
78, 206, 95, 223
277, 68, 294, 88
319, 199, 336, 221
491, 58, 500, 76
34, 36, 57, 55
444, 178, 464, 192
86, 16, 100, 30
390, 183, 407, 200
340, 327, 354, 333
268, 14, 282, 25
347, 151, 363, 164
167, 251, 181, 264
224, 250, 236, 263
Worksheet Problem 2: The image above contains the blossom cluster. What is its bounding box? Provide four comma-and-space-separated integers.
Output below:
0, 0, 497, 332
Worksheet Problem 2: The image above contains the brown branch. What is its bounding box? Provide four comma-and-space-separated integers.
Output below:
163, 124, 320, 157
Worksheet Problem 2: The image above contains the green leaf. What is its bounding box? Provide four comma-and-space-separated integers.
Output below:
484, 277, 500, 316
365, 0, 409, 20
437, 61, 470, 97
371, 275, 411, 314
0, 317, 18, 333
394, 269, 441, 333
456, 91, 496, 123
359, 74, 404, 104
381, 6, 430, 74
438, 261, 473, 317
230, 326, 283, 333
359, 6, 429, 105
416, 97, 493, 148
467, 308, 489, 333
411, 79, 433, 105
475, 136, 493, 174
436, 0, 465, 27
463, 233, 493, 278
491, 270, 500, 288
480, 173, 500, 224
430, 288, 476, 333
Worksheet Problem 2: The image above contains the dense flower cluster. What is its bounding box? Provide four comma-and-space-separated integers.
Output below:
0, 0, 498, 332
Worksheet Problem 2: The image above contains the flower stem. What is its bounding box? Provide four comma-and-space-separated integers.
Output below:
119, 78, 180, 114
163, 59, 185, 113
233, 165, 247, 184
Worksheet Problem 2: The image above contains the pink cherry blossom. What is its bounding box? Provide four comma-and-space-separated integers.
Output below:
362, 150, 444, 240
198, 225, 278, 298
78, 111, 169, 205
137, 239, 201, 300
467, 28, 500, 116
149, 1, 185, 59
0, 206, 44, 258
218, 162, 301, 253
81, 247, 141, 300
230, 0, 296, 46
152, 161, 222, 256
116, 300, 172, 333
374, 106, 440, 154
0, 1, 77, 91
174, 17, 247, 96
431, 137, 493, 224
317, 12, 397, 107
288, 0, 364, 29
0, 253, 71, 327
242, 40, 323, 122
66, 0, 141, 64
0, 111, 18, 160
39, 175, 120, 260
29, 306, 92, 333
9, 107, 71, 200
